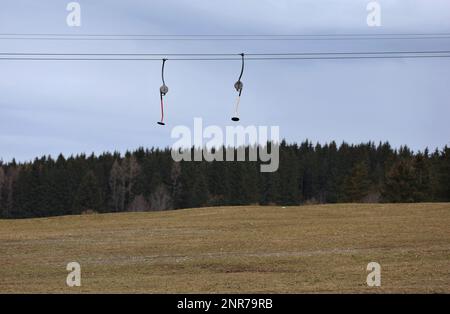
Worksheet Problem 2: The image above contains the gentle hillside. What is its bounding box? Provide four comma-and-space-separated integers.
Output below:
1, 203, 449, 293
2, 143, 449, 219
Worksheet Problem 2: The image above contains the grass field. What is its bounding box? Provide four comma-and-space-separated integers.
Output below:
0, 203, 449, 293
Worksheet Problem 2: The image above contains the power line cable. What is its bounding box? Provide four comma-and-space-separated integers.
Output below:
1, 32, 450, 37
2, 33, 450, 41
1, 51, 450, 57
1, 55, 450, 61
2, 37, 450, 41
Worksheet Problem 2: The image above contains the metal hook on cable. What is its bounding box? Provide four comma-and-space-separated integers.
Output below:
157, 58, 169, 126
232, 53, 244, 122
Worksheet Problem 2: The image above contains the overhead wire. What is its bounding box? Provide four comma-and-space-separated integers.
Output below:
2, 36, 450, 41
1, 55, 450, 61
2, 50, 450, 57
2, 32, 450, 36
1, 33, 450, 41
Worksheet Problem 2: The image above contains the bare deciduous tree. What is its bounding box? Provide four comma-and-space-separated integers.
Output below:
128, 194, 151, 212
170, 162, 182, 203
150, 184, 173, 211
109, 160, 125, 212
123, 155, 141, 205
110, 156, 141, 212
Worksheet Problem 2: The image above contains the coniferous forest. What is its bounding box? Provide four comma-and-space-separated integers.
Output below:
0, 140, 449, 219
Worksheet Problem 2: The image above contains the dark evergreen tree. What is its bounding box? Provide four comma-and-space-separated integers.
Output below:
73, 171, 102, 214
435, 147, 450, 201
342, 162, 371, 202
411, 153, 431, 202
382, 159, 417, 202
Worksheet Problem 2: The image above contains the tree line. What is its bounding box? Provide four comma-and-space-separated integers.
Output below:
0, 140, 449, 218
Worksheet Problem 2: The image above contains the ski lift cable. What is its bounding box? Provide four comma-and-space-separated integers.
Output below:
2, 36, 450, 41
2, 50, 450, 56
1, 32, 450, 37
1, 54, 450, 61
2, 32, 450, 42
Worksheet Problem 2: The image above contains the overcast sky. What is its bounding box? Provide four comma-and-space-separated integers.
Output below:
1, 0, 450, 162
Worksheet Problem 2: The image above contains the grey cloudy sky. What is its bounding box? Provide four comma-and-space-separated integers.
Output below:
1, 0, 450, 162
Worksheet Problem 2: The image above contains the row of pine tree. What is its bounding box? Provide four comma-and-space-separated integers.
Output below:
0, 140, 449, 218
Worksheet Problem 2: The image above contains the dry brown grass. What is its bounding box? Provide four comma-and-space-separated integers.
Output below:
0, 203, 449, 293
